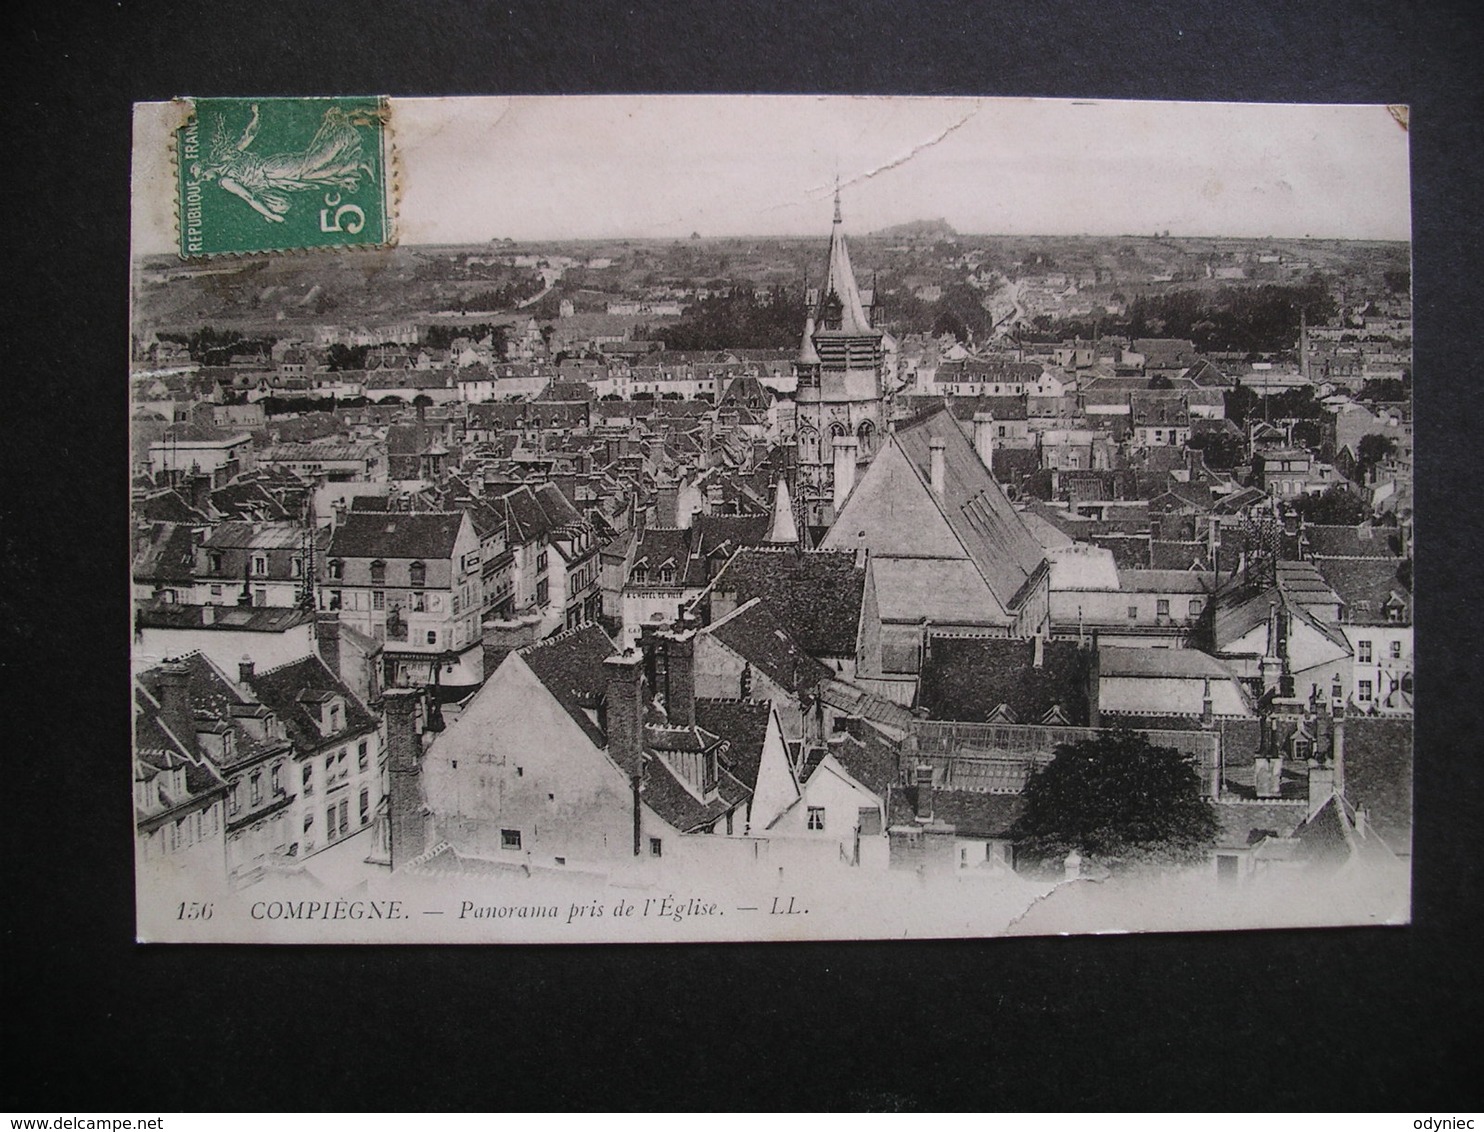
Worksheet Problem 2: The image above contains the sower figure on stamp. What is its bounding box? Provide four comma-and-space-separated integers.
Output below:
191, 103, 376, 223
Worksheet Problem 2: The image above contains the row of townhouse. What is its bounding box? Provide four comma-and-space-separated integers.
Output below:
134, 650, 384, 888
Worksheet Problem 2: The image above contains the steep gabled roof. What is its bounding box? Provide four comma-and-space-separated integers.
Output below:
892, 408, 1047, 610
517, 624, 619, 747
244, 654, 378, 753
694, 698, 772, 793
706, 599, 832, 695
708, 548, 865, 657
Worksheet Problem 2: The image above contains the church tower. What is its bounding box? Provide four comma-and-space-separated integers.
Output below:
794, 189, 887, 527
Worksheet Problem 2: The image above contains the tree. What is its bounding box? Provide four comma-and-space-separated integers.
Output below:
1010, 728, 1218, 868
1290, 484, 1371, 525
1357, 433, 1397, 477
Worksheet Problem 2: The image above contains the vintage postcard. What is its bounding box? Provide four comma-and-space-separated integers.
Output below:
130, 95, 1413, 943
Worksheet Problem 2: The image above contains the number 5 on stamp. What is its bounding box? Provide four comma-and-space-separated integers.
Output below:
175, 96, 393, 258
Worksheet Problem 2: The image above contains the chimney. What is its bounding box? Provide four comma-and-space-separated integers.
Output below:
331, 499, 347, 529
928, 436, 947, 497
664, 630, 696, 729
973, 411, 996, 474
201, 603, 215, 625
384, 688, 428, 871
657, 482, 680, 526
603, 651, 646, 856
316, 611, 342, 677
1308, 761, 1335, 813
1200, 677, 1214, 728
831, 435, 858, 512
914, 765, 934, 821
1032, 633, 1045, 669
238, 657, 255, 684
153, 660, 195, 755
1254, 722, 1284, 799
1260, 601, 1283, 694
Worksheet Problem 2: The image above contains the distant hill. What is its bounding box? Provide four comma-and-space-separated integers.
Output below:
871, 218, 958, 240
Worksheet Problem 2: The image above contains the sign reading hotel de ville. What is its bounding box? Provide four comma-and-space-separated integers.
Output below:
131, 96, 1414, 944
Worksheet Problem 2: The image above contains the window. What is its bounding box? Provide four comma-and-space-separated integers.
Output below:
1189, 598, 1204, 617
252, 555, 268, 575
1358, 640, 1373, 663
360, 788, 370, 824
329, 590, 342, 610
229, 785, 241, 817
412, 591, 426, 612
649, 837, 663, 858
303, 811, 313, 833
370, 561, 386, 586
537, 549, 548, 573
327, 806, 338, 840
210, 584, 223, 599
271, 763, 283, 795
427, 631, 438, 645
302, 764, 313, 795
253, 588, 267, 607
358, 741, 369, 772
328, 560, 343, 580
338, 800, 349, 835
807, 807, 826, 831
250, 773, 262, 806
536, 579, 549, 605
1358, 680, 1374, 702
409, 561, 426, 587
372, 590, 385, 611
291, 557, 303, 577
1156, 599, 1170, 617
1127, 605, 1139, 620
501, 829, 522, 851
1390, 640, 1402, 659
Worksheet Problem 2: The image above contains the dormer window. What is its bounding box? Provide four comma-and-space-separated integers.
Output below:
207, 550, 223, 573
409, 561, 426, 587
370, 560, 386, 586
252, 555, 268, 576
328, 559, 343, 580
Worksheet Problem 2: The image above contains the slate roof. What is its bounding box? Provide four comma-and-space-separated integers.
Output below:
694, 698, 772, 792
1098, 646, 1240, 680
518, 624, 618, 747
706, 599, 832, 695
244, 655, 378, 754
869, 557, 998, 624
1340, 714, 1412, 853
1211, 801, 1308, 849
136, 490, 209, 524
641, 755, 746, 834
918, 636, 1091, 726
328, 510, 466, 560
1303, 524, 1403, 559
133, 522, 201, 583
709, 548, 865, 657
135, 601, 312, 633
886, 785, 1025, 838
1312, 557, 1411, 623
825, 719, 901, 796
893, 408, 1048, 611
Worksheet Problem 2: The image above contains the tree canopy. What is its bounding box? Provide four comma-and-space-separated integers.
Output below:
1010, 728, 1218, 867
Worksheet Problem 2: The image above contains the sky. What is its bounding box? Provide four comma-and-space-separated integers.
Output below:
132, 95, 1411, 253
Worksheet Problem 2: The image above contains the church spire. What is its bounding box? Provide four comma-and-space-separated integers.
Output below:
833, 177, 842, 225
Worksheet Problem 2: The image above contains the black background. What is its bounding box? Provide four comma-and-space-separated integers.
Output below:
4, 0, 1481, 1112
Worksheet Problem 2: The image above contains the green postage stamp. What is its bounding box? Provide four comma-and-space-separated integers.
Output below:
175, 96, 393, 258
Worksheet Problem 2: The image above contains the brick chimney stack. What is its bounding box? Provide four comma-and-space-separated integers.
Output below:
315, 612, 342, 678
384, 688, 428, 871
914, 765, 934, 821
663, 630, 696, 729
604, 651, 646, 856
238, 657, 255, 684
154, 660, 195, 755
